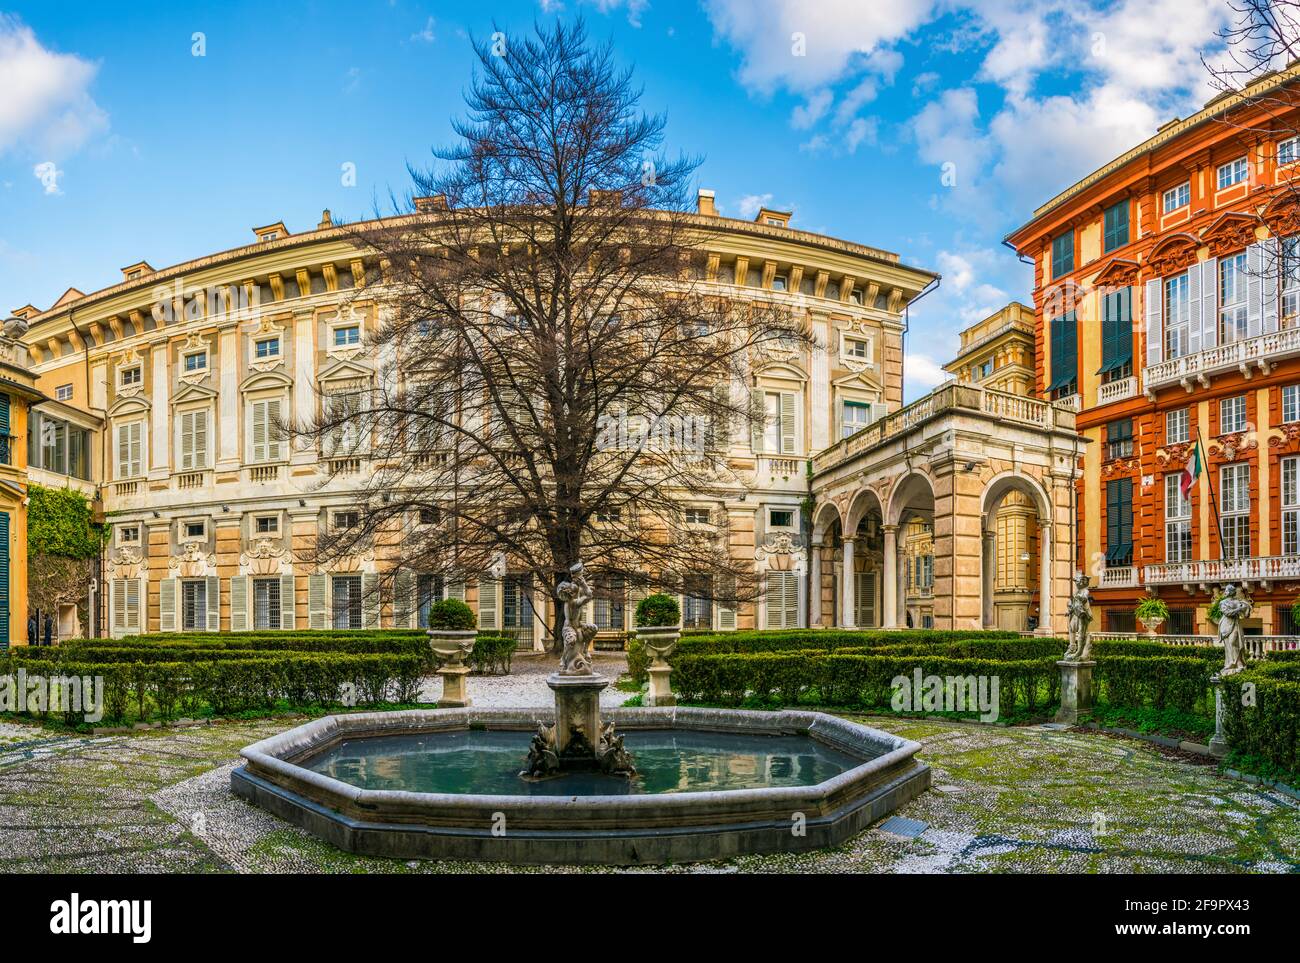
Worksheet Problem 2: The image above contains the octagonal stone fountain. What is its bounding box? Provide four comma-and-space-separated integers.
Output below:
231, 563, 929, 865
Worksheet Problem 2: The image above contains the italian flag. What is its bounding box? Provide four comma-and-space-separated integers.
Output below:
1180, 445, 1202, 499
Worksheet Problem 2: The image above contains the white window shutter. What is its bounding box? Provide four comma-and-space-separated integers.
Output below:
362, 572, 379, 628
1187, 263, 1203, 356
110, 579, 124, 637
230, 576, 249, 631
267, 398, 283, 461
129, 578, 143, 633
1200, 258, 1218, 350
180, 412, 194, 470
160, 578, 178, 632
1264, 236, 1281, 333
750, 388, 764, 453
717, 575, 736, 631
1247, 244, 1264, 339
627, 581, 647, 630
117, 426, 129, 478
446, 580, 466, 602
280, 574, 296, 629
251, 401, 267, 463
393, 570, 414, 628
308, 574, 327, 629
780, 392, 797, 454
206, 576, 220, 631
1144, 278, 1163, 367
478, 577, 499, 629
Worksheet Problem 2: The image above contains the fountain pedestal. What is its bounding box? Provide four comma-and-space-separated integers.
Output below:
548, 672, 608, 764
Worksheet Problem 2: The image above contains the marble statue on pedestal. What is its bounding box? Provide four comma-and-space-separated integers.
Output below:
1216, 584, 1251, 677
1062, 573, 1093, 662
556, 562, 598, 676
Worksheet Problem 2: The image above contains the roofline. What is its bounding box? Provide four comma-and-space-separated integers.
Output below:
21, 208, 937, 331
1006, 61, 1300, 246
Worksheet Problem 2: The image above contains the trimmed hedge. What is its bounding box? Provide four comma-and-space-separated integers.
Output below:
467, 636, 515, 675
1092, 656, 1215, 714
1221, 665, 1300, 780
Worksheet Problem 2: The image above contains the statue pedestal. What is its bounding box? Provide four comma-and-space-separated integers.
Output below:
645, 666, 675, 707
547, 673, 608, 765
437, 666, 473, 708
1209, 675, 1229, 758
1055, 660, 1095, 724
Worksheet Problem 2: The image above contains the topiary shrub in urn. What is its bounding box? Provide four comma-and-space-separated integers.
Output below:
427, 598, 477, 707
1134, 595, 1169, 636
634, 593, 681, 707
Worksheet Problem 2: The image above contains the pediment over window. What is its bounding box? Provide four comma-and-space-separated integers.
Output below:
240, 369, 293, 394
1090, 257, 1141, 289
1200, 211, 1261, 256
751, 360, 807, 382
1262, 190, 1300, 237
1041, 279, 1087, 316
171, 382, 218, 407
108, 395, 150, 417
1144, 232, 1201, 277
831, 368, 883, 392
318, 357, 374, 387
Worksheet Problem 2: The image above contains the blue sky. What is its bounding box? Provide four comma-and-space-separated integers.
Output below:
0, 0, 1236, 399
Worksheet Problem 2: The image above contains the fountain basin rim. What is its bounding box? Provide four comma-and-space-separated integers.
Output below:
237, 707, 922, 811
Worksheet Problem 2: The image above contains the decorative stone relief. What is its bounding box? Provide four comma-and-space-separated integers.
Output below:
1208, 431, 1257, 461
168, 543, 216, 577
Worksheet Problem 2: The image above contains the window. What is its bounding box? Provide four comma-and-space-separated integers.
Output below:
416, 574, 444, 628
977, 359, 994, 380
324, 391, 361, 456
55, 384, 72, 402
1217, 157, 1249, 190
683, 575, 713, 630
183, 350, 208, 374
595, 507, 621, 524
115, 421, 143, 478
120, 366, 142, 388
1284, 457, 1300, 556
333, 324, 361, 347
1166, 408, 1190, 444
849, 288, 864, 305
249, 398, 284, 463
1099, 286, 1132, 381
331, 575, 363, 629
1281, 136, 1300, 167
254, 515, 278, 534
844, 337, 871, 360
1285, 236, 1300, 324
1165, 473, 1192, 563
1220, 395, 1248, 434
1106, 418, 1134, 460
332, 510, 359, 531
1221, 463, 1251, 558
772, 274, 788, 292
842, 400, 872, 439
1047, 310, 1078, 398
118, 525, 140, 545
594, 576, 625, 630
418, 507, 441, 525
178, 409, 209, 470
255, 337, 280, 359
1285, 385, 1300, 423
1163, 182, 1190, 213
1051, 231, 1074, 279
1165, 273, 1191, 359
181, 580, 208, 631
253, 578, 281, 630
1220, 253, 1249, 343
757, 390, 797, 454
768, 508, 796, 529
502, 574, 535, 633
1105, 477, 1133, 566
1167, 608, 1195, 634
1103, 200, 1129, 253
684, 508, 711, 525
183, 520, 206, 540
1106, 610, 1137, 633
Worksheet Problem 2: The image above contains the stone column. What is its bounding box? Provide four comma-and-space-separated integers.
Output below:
1209, 675, 1229, 758
841, 538, 856, 628
982, 528, 997, 629
897, 540, 908, 628
882, 525, 899, 628
809, 540, 823, 627
1036, 520, 1053, 636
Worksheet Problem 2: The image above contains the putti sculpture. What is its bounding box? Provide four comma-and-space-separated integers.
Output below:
523, 561, 636, 778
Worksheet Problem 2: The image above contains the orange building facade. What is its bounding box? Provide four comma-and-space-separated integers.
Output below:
1008, 66, 1300, 638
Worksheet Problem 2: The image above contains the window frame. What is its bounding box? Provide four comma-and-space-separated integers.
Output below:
1166, 408, 1190, 445
1220, 395, 1248, 434
1284, 385, 1300, 424
1217, 156, 1249, 191
1164, 473, 1193, 563
1163, 181, 1190, 213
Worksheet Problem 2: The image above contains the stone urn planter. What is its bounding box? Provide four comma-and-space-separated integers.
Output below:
636, 625, 681, 707
1140, 617, 1164, 637
428, 629, 477, 708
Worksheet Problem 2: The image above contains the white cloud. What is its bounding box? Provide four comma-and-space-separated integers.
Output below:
903, 352, 950, 397
736, 193, 774, 218
791, 89, 832, 129
0, 16, 106, 156
33, 160, 62, 195
542, 0, 649, 26
410, 17, 436, 43
844, 117, 878, 153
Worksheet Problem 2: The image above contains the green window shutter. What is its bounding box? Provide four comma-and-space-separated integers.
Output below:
1103, 200, 1129, 253
206, 576, 220, 631
478, 577, 499, 629
0, 393, 9, 434
308, 573, 327, 629
230, 576, 249, 631
160, 578, 178, 632
280, 574, 296, 629
393, 570, 414, 628
362, 573, 379, 628
780, 392, 797, 454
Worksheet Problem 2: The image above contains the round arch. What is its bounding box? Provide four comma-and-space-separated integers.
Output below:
886, 471, 935, 528
844, 487, 885, 536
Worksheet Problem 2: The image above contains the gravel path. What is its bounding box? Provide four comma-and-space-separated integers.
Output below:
417, 652, 631, 707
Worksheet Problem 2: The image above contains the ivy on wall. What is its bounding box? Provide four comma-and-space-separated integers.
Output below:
28, 484, 105, 559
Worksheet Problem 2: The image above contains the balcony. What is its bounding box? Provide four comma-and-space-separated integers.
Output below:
1143, 326, 1300, 395
175, 471, 208, 491
1097, 375, 1137, 405
1052, 393, 1081, 412
1144, 555, 1300, 588
1092, 632, 1297, 659
249, 464, 280, 483
1098, 565, 1139, 588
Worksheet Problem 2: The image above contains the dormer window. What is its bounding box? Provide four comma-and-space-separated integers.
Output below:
126, 270, 142, 281
261, 232, 278, 242
183, 350, 208, 374
333, 324, 361, 347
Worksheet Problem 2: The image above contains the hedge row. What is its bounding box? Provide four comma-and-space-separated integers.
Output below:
1221, 664, 1300, 779
670, 651, 1059, 716
0, 652, 429, 723
1092, 656, 1216, 715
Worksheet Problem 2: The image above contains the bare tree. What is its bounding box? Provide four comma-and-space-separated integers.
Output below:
299, 20, 809, 647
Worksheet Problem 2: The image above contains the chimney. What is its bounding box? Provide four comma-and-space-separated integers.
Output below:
414, 194, 448, 213
696, 189, 717, 217
318, 209, 333, 230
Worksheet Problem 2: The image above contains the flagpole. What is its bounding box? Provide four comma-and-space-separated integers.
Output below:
1194, 426, 1226, 557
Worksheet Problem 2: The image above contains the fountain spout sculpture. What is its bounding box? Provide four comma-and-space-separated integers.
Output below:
523, 561, 636, 779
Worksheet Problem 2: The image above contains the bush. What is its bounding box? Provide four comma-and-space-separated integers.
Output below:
1093, 656, 1214, 714
426, 599, 476, 631
1221, 667, 1300, 782
468, 635, 515, 675
634, 593, 680, 627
